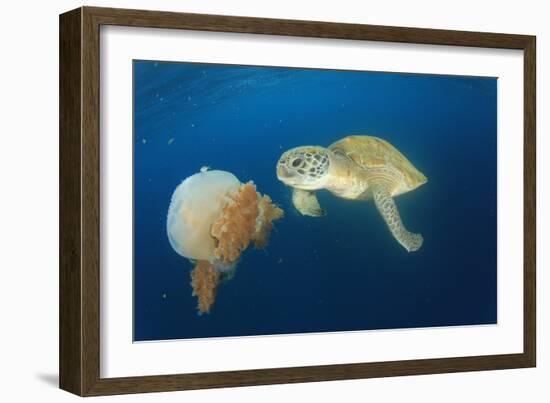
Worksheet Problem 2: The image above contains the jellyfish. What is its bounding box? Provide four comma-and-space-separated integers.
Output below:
167, 169, 284, 314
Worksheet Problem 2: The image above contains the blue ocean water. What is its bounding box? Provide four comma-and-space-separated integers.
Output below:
133, 60, 497, 342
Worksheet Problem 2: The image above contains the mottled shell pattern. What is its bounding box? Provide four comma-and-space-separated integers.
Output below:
329, 135, 427, 192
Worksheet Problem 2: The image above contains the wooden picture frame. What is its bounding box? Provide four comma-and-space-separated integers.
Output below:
59, 6, 536, 396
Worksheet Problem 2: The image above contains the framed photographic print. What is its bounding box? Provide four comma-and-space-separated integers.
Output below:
59, 6, 536, 396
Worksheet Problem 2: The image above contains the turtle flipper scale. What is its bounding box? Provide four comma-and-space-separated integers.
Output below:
371, 183, 423, 252
292, 188, 326, 217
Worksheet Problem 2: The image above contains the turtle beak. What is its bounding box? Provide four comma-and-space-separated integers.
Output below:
276, 164, 296, 183
276, 164, 289, 180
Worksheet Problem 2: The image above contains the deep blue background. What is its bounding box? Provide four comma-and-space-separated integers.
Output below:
133, 60, 497, 341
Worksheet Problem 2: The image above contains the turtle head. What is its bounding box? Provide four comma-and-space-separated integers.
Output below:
276, 146, 330, 190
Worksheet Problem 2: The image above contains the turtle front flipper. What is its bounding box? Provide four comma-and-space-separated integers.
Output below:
371, 183, 423, 252
292, 188, 326, 217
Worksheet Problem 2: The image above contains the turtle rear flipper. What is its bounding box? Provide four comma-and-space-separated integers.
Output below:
371, 183, 423, 252
292, 189, 326, 217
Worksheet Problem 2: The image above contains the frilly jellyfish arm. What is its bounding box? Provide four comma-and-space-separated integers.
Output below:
252, 194, 284, 248
211, 182, 259, 263
211, 182, 284, 264
190, 260, 220, 315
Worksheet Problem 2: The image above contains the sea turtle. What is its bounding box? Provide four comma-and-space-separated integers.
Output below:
276, 135, 427, 252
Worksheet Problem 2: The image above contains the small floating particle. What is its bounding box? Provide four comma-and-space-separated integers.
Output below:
142, 138, 147, 144
162, 293, 167, 299
167, 138, 174, 145
191, 123, 195, 128
200, 166, 210, 173
277, 258, 283, 264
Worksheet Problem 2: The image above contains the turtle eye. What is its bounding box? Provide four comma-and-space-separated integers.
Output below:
292, 158, 303, 168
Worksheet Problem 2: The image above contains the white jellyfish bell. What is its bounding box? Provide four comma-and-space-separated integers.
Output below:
167, 170, 240, 271
167, 169, 284, 314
